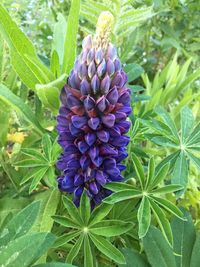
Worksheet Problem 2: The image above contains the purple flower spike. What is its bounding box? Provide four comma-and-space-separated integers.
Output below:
56, 12, 132, 206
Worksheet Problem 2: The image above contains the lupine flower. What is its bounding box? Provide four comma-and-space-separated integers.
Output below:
56, 11, 131, 207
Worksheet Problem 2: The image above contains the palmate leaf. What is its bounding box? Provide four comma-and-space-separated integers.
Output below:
29, 167, 49, 193
34, 263, 76, 267
119, 248, 150, 267
53, 192, 132, 266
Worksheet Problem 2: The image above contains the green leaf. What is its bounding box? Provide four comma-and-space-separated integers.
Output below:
80, 190, 91, 225
152, 197, 183, 220
186, 151, 200, 170
172, 152, 188, 195
0, 4, 54, 90
187, 122, 200, 145
181, 106, 194, 142
52, 13, 67, 66
21, 148, 48, 162
103, 189, 142, 204
171, 208, 196, 267
0, 201, 40, 246
149, 199, 173, 246
137, 197, 151, 238
90, 233, 125, 264
155, 106, 179, 141
36, 189, 60, 233
84, 235, 93, 267
89, 203, 112, 226
66, 235, 84, 263
29, 167, 49, 193
119, 248, 150, 267
50, 50, 61, 77
14, 159, 48, 168
0, 232, 55, 267
62, 0, 81, 74
190, 233, 200, 267
62, 196, 83, 226
53, 231, 80, 248
53, 215, 80, 228
34, 263, 76, 267
63, 196, 83, 226
20, 167, 46, 185
131, 153, 145, 189
35, 73, 67, 113
150, 163, 169, 189
151, 184, 184, 195
143, 227, 176, 267
90, 220, 133, 237
104, 182, 135, 192
124, 63, 144, 82
146, 157, 155, 189
0, 84, 45, 135
42, 134, 52, 161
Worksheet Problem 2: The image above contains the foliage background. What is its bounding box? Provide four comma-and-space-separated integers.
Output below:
0, 0, 200, 266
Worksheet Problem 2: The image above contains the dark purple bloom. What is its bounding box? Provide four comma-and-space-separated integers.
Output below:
56, 12, 132, 207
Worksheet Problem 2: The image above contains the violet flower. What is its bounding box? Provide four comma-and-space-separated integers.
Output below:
56, 11, 131, 207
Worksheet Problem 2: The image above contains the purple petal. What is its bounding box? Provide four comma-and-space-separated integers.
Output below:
78, 63, 87, 79
114, 58, 121, 72
118, 91, 130, 104
89, 147, 99, 160
89, 182, 99, 195
101, 75, 111, 94
88, 61, 96, 79
110, 136, 130, 147
95, 47, 103, 65
80, 78, 91, 95
87, 48, 95, 65
96, 170, 107, 185
88, 117, 100, 130
97, 130, 109, 142
96, 96, 108, 112
102, 114, 115, 128
106, 44, 117, 60
111, 72, 124, 88
78, 140, 89, 153
97, 59, 106, 78
74, 186, 84, 197
106, 86, 118, 104
80, 155, 91, 170
84, 96, 95, 111
115, 112, 127, 122
85, 132, 96, 146
106, 58, 115, 76
74, 174, 84, 186
100, 144, 118, 156
82, 35, 92, 49
91, 74, 100, 94
71, 115, 87, 128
